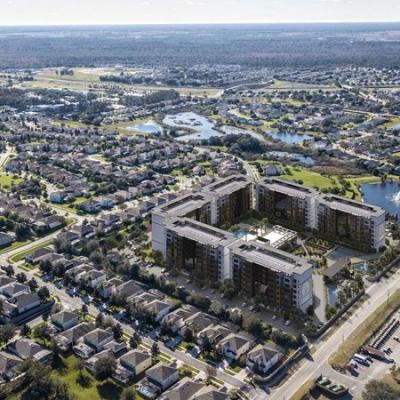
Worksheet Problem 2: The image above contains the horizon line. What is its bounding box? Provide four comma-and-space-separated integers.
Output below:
0, 20, 400, 27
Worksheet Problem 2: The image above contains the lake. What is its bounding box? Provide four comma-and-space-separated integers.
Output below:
163, 112, 267, 143
267, 131, 313, 145
163, 112, 220, 141
361, 181, 400, 217
127, 120, 163, 135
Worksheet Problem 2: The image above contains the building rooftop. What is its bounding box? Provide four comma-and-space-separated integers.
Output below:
153, 193, 212, 218
319, 194, 385, 218
167, 218, 236, 247
230, 240, 312, 276
204, 175, 252, 197
260, 178, 318, 199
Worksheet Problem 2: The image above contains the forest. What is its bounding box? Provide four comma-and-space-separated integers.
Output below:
0, 23, 399, 69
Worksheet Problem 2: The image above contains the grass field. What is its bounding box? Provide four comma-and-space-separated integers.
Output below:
329, 290, 400, 369
382, 369, 400, 392
278, 166, 387, 201
22, 68, 221, 97
382, 116, 400, 129
51, 354, 133, 400
280, 167, 338, 190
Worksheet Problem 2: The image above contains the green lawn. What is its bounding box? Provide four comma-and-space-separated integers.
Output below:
0, 239, 31, 255
0, 173, 22, 188
329, 290, 400, 369
8, 239, 54, 263
51, 354, 137, 400
279, 166, 388, 201
280, 166, 339, 190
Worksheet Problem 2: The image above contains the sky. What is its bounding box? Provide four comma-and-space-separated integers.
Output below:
1, 0, 400, 26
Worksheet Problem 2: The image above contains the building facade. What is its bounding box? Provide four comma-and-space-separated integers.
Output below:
230, 241, 313, 312
165, 218, 235, 287
316, 195, 385, 252
257, 178, 318, 231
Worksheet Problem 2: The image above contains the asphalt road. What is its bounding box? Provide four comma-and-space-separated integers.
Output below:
2, 235, 265, 400
270, 269, 400, 400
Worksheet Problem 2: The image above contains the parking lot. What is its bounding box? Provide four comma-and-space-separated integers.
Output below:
347, 312, 400, 385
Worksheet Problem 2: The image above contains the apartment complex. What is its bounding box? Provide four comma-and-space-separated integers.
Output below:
165, 218, 236, 287
257, 178, 385, 252
230, 241, 313, 312
316, 194, 386, 252
151, 175, 386, 311
257, 178, 318, 231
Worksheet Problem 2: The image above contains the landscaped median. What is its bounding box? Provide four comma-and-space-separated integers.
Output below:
8, 238, 54, 264
290, 378, 315, 400
329, 289, 400, 370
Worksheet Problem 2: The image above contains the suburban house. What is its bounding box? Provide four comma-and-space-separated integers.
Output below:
246, 344, 284, 375
119, 349, 152, 377
0, 351, 23, 382
145, 363, 179, 391
161, 378, 230, 400
8, 339, 52, 364
217, 333, 254, 361
55, 322, 95, 352
51, 311, 80, 332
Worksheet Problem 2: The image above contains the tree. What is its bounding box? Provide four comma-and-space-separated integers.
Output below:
33, 322, 51, 341
28, 278, 38, 292
4, 265, 14, 277
94, 357, 116, 381
37, 286, 50, 300
81, 304, 88, 317
121, 387, 136, 400
20, 324, 31, 337
16, 272, 27, 283
183, 328, 194, 343
0, 324, 15, 345
113, 323, 123, 341
95, 313, 104, 328
220, 280, 236, 300
200, 336, 212, 354
362, 379, 399, 400
129, 332, 141, 349
151, 342, 160, 359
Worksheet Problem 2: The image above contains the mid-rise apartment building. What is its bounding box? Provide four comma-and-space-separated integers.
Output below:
316, 194, 386, 252
203, 175, 253, 226
165, 218, 236, 287
230, 241, 313, 312
257, 178, 385, 252
257, 178, 318, 231
152, 193, 213, 255
152, 175, 253, 255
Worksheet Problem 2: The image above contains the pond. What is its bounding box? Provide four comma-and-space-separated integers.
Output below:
361, 181, 400, 217
267, 131, 313, 145
127, 120, 163, 135
327, 284, 339, 305
353, 261, 368, 274
163, 112, 220, 141
268, 151, 315, 166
